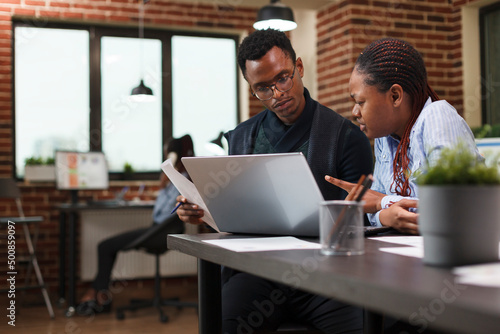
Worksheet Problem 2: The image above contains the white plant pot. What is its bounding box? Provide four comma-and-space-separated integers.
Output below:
24, 165, 56, 182
419, 185, 500, 267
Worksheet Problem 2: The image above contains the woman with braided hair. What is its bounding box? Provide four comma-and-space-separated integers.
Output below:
326, 37, 481, 235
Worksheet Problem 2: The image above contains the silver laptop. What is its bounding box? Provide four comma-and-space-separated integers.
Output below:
181, 153, 324, 237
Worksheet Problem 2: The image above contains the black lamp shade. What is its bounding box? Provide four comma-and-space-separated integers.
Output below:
131, 79, 153, 96
253, 0, 297, 31
210, 131, 225, 149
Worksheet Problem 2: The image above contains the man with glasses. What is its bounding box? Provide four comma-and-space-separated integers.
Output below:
177, 29, 373, 333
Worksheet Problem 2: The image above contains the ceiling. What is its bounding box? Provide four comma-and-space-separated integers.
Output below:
172, 0, 335, 10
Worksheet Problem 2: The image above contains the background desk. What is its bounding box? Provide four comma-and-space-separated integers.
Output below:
57, 201, 155, 316
168, 233, 500, 334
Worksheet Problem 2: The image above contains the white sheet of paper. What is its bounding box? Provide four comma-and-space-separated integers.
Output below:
203, 236, 321, 252
452, 260, 500, 288
454, 262, 500, 276
369, 236, 423, 248
161, 159, 219, 232
455, 275, 500, 288
379, 247, 424, 258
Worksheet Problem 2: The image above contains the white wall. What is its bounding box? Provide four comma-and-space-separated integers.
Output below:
291, 9, 318, 99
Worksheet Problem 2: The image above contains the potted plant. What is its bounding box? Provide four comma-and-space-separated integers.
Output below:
123, 162, 134, 180
24, 156, 56, 182
417, 142, 500, 266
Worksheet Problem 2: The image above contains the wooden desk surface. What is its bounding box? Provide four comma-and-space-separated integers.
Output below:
168, 233, 500, 334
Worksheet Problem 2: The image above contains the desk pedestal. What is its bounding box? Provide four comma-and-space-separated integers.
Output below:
198, 259, 221, 334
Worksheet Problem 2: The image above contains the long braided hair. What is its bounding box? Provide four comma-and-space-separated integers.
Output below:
355, 38, 440, 196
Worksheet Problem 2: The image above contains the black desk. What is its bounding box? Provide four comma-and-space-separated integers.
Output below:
168, 233, 500, 334
57, 201, 154, 316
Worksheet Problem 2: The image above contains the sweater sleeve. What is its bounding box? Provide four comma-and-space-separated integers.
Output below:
337, 123, 374, 185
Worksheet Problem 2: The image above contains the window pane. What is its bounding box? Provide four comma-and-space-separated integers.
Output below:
101, 36, 162, 172
483, 8, 500, 125
172, 36, 237, 156
15, 27, 89, 177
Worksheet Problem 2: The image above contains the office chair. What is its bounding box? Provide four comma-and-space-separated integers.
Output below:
116, 215, 198, 323
0, 178, 55, 318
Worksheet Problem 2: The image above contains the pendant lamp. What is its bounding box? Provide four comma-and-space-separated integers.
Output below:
130, 0, 155, 102
253, 0, 297, 32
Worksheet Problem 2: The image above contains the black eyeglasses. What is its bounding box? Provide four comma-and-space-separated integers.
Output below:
252, 65, 296, 101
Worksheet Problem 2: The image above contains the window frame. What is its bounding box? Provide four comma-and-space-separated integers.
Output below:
12, 20, 240, 180
479, 1, 500, 126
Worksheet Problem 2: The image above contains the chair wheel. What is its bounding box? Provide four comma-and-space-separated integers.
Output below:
65, 307, 75, 318
116, 311, 125, 320
160, 314, 169, 323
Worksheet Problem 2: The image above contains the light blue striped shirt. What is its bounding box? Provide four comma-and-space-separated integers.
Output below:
368, 97, 482, 226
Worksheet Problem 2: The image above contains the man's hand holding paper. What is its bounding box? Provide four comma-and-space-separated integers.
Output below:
161, 159, 219, 231
175, 195, 206, 225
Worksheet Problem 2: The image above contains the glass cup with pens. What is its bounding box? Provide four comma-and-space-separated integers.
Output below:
320, 175, 372, 256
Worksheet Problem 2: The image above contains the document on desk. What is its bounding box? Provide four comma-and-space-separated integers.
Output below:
161, 159, 219, 232
370, 236, 424, 258
203, 236, 321, 252
453, 262, 500, 288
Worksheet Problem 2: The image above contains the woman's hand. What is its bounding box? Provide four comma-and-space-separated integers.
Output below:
175, 195, 205, 225
379, 199, 419, 234
325, 175, 384, 213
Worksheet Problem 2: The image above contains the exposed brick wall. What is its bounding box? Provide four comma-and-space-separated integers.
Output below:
316, 0, 484, 119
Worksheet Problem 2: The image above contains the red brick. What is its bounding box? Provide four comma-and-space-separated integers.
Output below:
0, 6, 12, 14
351, 18, 371, 25
50, 2, 70, 8
74, 3, 95, 10
428, 14, 445, 22
415, 24, 433, 30
407, 13, 424, 21
96, 5, 116, 11
25, 0, 45, 6
109, 15, 130, 22
62, 12, 83, 19
13, 8, 37, 16
395, 22, 413, 29
415, 5, 434, 12
85, 13, 107, 20
426, 33, 446, 41
436, 25, 452, 32
39, 10, 61, 18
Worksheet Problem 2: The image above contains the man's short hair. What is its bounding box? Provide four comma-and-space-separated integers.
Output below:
237, 29, 296, 78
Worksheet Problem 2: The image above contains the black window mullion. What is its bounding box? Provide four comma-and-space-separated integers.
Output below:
480, 2, 500, 126
162, 34, 173, 154
89, 26, 102, 152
